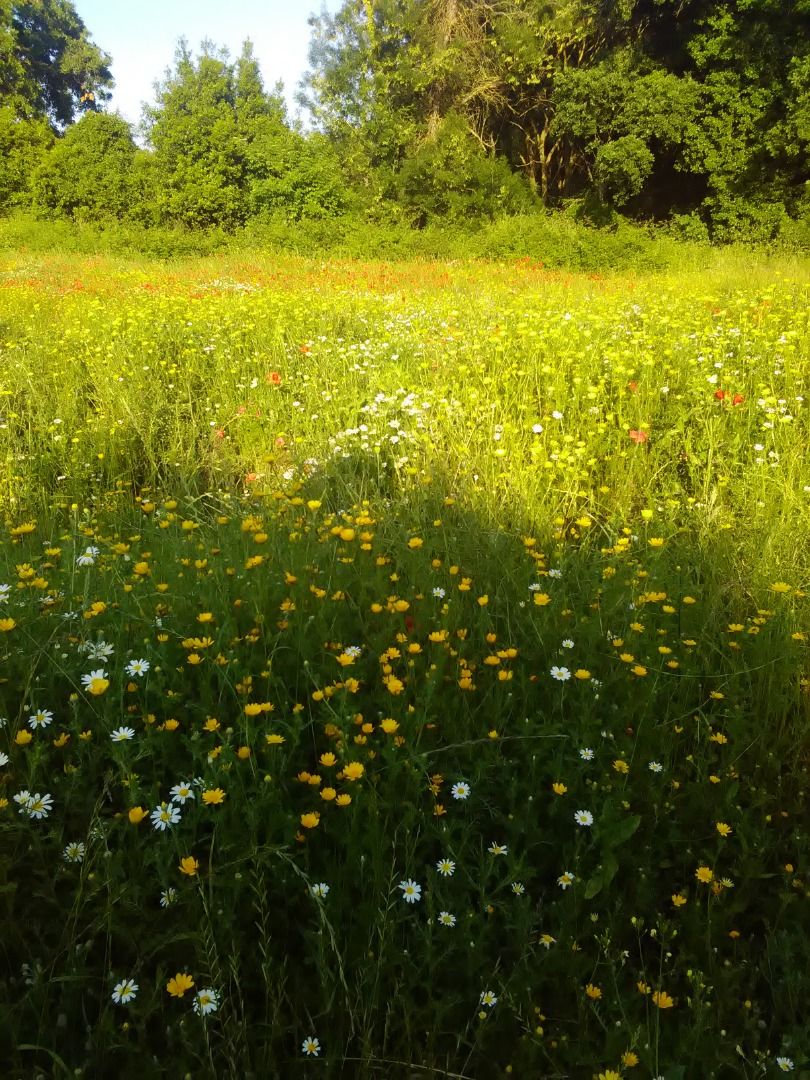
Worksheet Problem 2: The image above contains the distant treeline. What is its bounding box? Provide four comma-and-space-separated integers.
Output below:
1, 0, 809, 244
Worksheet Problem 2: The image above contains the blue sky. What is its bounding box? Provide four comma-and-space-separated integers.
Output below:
73, 0, 341, 129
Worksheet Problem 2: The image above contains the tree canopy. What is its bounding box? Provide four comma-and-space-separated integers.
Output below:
1, 0, 113, 126
3, 0, 809, 240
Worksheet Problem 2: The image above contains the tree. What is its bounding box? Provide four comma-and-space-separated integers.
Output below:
0, 0, 112, 127
0, 107, 53, 211
31, 111, 139, 221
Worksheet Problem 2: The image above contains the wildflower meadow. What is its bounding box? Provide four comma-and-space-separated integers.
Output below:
0, 251, 808, 1079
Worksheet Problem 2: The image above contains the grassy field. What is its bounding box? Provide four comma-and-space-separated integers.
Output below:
0, 249, 808, 1079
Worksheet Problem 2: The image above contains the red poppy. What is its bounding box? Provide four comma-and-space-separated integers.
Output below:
627, 381, 639, 393
628, 429, 649, 444
267, 371, 282, 385
732, 393, 745, 406
714, 389, 726, 401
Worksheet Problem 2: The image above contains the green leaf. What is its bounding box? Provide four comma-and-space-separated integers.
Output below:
608, 813, 641, 847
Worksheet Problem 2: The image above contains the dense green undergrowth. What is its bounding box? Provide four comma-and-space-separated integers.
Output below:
4, 210, 806, 270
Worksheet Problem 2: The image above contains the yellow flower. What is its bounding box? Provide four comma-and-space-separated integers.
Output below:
86, 676, 109, 696
15, 729, 33, 746
128, 806, 147, 825
552, 782, 567, 795
383, 674, 404, 695
573, 668, 591, 680
0, 618, 16, 632
52, 732, 70, 747
197, 612, 214, 623
237, 745, 251, 760
715, 821, 733, 837
320, 787, 336, 801
533, 592, 551, 607
178, 856, 199, 876
265, 733, 285, 745
244, 703, 263, 716
648, 537, 665, 548
300, 811, 320, 829
695, 866, 713, 884
319, 752, 337, 767
335, 793, 352, 807
203, 717, 220, 731
598, 1072, 621, 1080
407, 537, 423, 549
342, 761, 364, 781
585, 983, 602, 1001
477, 594, 489, 606
380, 718, 400, 734
769, 581, 792, 593
164, 718, 180, 732
631, 665, 647, 677
166, 973, 195, 997
652, 990, 675, 1009
622, 1051, 639, 1067
10, 521, 36, 536
612, 759, 629, 774
202, 787, 225, 805
133, 561, 150, 576
671, 893, 687, 907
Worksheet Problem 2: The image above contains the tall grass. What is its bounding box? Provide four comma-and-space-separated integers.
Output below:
0, 251, 808, 1078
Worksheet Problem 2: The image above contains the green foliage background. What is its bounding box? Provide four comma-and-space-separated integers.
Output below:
1, 0, 809, 244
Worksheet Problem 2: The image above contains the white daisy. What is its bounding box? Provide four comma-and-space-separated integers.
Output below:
28, 708, 53, 730
550, 666, 571, 681
432, 587, 446, 599
26, 793, 53, 820
648, 761, 663, 773
776, 1059, 794, 1073
310, 883, 330, 898
0, 751, 8, 767
111, 978, 138, 1005
451, 781, 470, 800
557, 871, 575, 890
398, 879, 422, 903
150, 802, 181, 831
436, 858, 456, 877
438, 911, 456, 927
574, 810, 594, 827
160, 887, 178, 908
110, 727, 135, 742
0, 583, 10, 601
193, 987, 220, 1016
561, 639, 574, 649
170, 781, 195, 804
63, 841, 86, 863
480, 990, 497, 1007
125, 658, 150, 677
302, 1036, 320, 1057
488, 842, 508, 856
579, 747, 594, 761
511, 882, 525, 895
